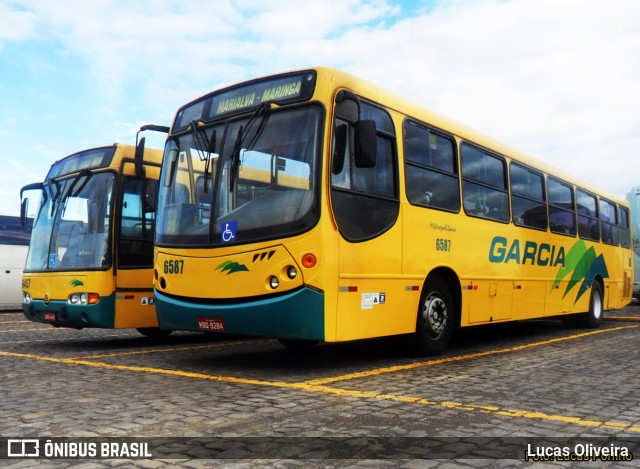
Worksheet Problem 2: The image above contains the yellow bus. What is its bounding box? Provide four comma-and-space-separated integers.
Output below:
21, 125, 170, 337
153, 67, 633, 354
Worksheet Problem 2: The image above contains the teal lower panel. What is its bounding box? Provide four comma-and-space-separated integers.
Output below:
155, 287, 325, 340
22, 294, 116, 329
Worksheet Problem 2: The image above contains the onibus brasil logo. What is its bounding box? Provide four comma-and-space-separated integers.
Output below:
489, 237, 609, 304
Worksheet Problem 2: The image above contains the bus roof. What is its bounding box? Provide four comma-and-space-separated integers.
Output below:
172, 66, 626, 206
46, 143, 164, 180
314, 67, 627, 206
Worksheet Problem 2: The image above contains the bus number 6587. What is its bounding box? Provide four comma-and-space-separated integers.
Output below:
164, 259, 184, 274
436, 238, 451, 252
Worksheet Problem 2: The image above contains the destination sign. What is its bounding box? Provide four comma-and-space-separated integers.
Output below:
47, 146, 116, 180
173, 71, 316, 131
211, 79, 303, 116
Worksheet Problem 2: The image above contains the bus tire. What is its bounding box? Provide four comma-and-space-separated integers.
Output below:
410, 277, 454, 356
576, 281, 604, 328
136, 327, 172, 338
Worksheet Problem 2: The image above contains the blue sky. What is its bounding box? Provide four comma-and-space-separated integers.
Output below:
1, 0, 639, 216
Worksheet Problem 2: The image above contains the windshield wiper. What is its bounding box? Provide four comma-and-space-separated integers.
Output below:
70, 169, 93, 198
42, 179, 60, 217
60, 169, 92, 206
47, 169, 92, 219
49, 179, 61, 203
229, 102, 271, 191
191, 120, 217, 193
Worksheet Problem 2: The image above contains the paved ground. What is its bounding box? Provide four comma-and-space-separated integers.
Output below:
1, 301, 639, 468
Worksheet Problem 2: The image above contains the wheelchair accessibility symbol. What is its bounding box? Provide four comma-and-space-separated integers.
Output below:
221, 221, 237, 243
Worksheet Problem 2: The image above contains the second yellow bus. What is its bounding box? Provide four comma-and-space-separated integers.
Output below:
21, 125, 170, 336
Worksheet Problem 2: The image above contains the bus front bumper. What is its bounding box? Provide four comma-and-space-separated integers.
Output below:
154, 286, 325, 340
22, 294, 116, 329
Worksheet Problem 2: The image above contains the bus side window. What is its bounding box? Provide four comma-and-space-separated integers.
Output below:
619, 206, 631, 248
403, 120, 459, 212
577, 189, 600, 241
548, 177, 577, 236
599, 198, 618, 246
330, 98, 399, 241
510, 162, 547, 230
461, 143, 509, 223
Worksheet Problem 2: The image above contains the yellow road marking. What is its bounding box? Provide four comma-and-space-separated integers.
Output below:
0, 327, 70, 333
0, 350, 289, 387
605, 317, 640, 322
1, 349, 638, 434
304, 325, 639, 386
0, 320, 30, 325
73, 339, 268, 359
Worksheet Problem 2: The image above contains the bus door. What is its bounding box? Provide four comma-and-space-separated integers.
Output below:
114, 176, 158, 328
330, 93, 410, 340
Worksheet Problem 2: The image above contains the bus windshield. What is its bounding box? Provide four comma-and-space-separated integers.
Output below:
156, 105, 321, 246
25, 171, 114, 271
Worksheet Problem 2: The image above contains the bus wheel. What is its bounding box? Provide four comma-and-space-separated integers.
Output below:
411, 277, 454, 356
278, 338, 319, 350
576, 282, 604, 328
136, 327, 172, 338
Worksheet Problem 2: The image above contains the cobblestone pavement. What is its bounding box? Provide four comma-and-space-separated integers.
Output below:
1, 301, 639, 468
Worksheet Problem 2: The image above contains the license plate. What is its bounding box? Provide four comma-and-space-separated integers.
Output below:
197, 317, 224, 331
43, 312, 56, 322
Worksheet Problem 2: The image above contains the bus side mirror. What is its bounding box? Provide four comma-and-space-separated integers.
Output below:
332, 124, 348, 174
355, 120, 377, 168
20, 198, 28, 227
134, 124, 169, 180
135, 137, 146, 179
20, 182, 43, 226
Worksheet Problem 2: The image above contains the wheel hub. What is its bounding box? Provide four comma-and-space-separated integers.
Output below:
423, 294, 448, 339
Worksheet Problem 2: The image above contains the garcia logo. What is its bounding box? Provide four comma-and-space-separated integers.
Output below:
489, 237, 609, 304
489, 236, 565, 267
69, 279, 84, 287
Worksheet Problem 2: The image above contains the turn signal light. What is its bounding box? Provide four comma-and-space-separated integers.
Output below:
301, 253, 317, 268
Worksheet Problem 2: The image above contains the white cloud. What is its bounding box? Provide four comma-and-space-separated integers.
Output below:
1, 0, 639, 216
0, 2, 37, 45
332, 0, 640, 199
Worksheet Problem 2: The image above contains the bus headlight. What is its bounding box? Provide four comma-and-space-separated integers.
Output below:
286, 266, 298, 279
68, 293, 100, 305
69, 293, 81, 304
23, 292, 31, 304
269, 276, 280, 290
